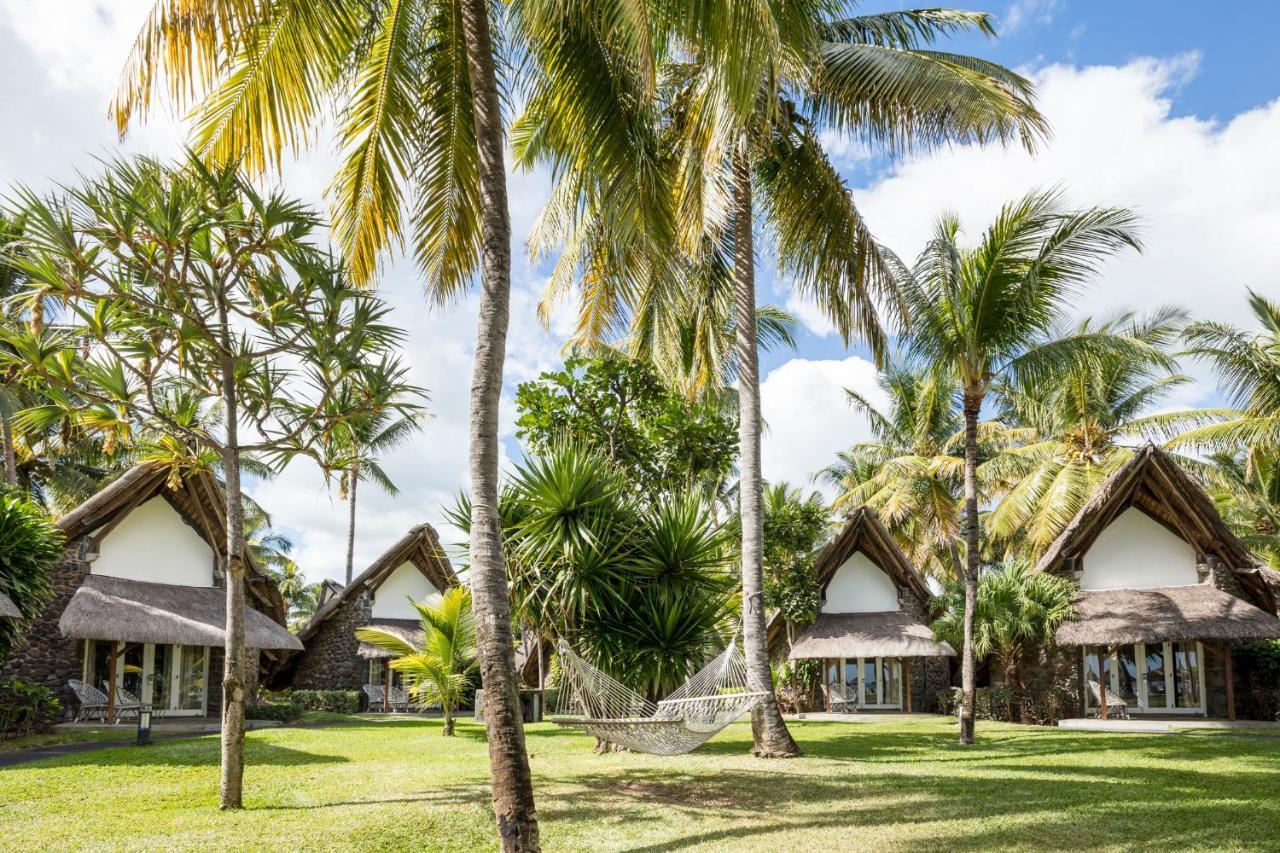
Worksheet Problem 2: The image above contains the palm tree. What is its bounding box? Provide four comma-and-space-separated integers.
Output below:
932, 560, 1077, 724
357, 587, 478, 736
522, 5, 1048, 758
902, 189, 1142, 744
820, 362, 966, 580
982, 308, 1191, 560
1202, 449, 1280, 569
112, 5, 667, 842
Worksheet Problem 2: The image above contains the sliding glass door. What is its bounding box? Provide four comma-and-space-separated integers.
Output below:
84, 641, 210, 716
832, 657, 902, 709
1083, 642, 1205, 714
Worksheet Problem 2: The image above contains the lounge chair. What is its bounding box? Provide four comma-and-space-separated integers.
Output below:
363, 683, 411, 713
113, 685, 142, 722
362, 684, 385, 711
388, 685, 411, 713
68, 679, 142, 723
827, 682, 858, 713
1087, 679, 1130, 720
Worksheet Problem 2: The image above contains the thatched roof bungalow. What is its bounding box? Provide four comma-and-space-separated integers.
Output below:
0, 462, 300, 719
1038, 444, 1280, 719
279, 524, 459, 698
777, 508, 953, 713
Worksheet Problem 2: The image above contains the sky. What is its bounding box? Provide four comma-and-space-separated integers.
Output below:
2, 1, 1277, 582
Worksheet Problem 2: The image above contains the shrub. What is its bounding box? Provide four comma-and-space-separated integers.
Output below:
0, 679, 61, 739
245, 702, 302, 724
0, 494, 63, 659
288, 690, 361, 714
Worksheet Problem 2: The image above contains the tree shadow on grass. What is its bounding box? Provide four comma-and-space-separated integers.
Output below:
13, 737, 349, 770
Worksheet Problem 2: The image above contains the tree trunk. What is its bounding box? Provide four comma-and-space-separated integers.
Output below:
219, 439, 249, 808
458, 0, 540, 848
444, 709, 455, 736
959, 389, 982, 745
731, 143, 801, 759
1, 410, 17, 486
345, 462, 359, 585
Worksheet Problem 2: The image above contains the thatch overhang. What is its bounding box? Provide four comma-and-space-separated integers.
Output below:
0, 590, 20, 619
356, 618, 424, 659
814, 507, 934, 607
1055, 585, 1280, 647
296, 524, 459, 647
58, 575, 302, 650
1035, 444, 1275, 612
57, 462, 292, 629
789, 611, 955, 659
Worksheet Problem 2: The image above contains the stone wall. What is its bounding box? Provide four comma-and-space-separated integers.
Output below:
290, 590, 373, 692
0, 542, 91, 713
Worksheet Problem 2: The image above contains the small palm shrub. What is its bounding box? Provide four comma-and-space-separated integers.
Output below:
356, 587, 478, 735
0, 492, 64, 658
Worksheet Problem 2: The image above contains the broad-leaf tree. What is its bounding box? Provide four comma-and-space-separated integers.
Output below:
357, 586, 478, 735
1, 155, 405, 808
902, 188, 1142, 744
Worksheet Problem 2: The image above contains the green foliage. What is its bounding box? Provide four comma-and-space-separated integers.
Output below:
245, 702, 303, 724
0, 679, 61, 739
288, 690, 362, 715
760, 482, 828, 625
514, 354, 737, 504
453, 444, 737, 702
356, 587, 478, 735
0, 493, 62, 658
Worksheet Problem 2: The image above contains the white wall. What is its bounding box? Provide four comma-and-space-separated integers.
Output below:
1080, 508, 1200, 591
821, 552, 900, 614
371, 562, 442, 619
91, 497, 215, 587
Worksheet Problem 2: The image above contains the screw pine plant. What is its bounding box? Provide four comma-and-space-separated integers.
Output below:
0, 154, 407, 809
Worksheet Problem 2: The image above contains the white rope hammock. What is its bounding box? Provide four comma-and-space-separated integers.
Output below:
549, 629, 770, 755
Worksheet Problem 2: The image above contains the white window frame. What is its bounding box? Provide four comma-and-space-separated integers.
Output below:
1082, 642, 1206, 715
82, 640, 210, 717
843, 657, 903, 710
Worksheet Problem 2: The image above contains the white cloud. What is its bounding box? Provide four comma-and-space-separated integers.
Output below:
854, 54, 1280, 332
1003, 0, 1063, 34
759, 357, 886, 495
784, 292, 835, 338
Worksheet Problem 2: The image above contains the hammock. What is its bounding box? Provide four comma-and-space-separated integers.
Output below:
548, 630, 770, 755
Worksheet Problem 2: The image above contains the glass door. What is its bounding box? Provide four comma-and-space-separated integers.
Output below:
1084, 643, 1204, 714
82, 641, 208, 716
839, 657, 902, 708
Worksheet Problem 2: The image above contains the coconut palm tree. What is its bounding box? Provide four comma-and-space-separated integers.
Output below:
113, 5, 669, 842
982, 308, 1192, 560
902, 189, 1143, 744
932, 559, 1077, 724
820, 362, 966, 581
1202, 449, 1280, 569
357, 586, 479, 736
521, 5, 1048, 758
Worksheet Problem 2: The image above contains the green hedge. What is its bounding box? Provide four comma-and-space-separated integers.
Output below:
288, 690, 361, 714
0, 680, 61, 739
245, 702, 303, 724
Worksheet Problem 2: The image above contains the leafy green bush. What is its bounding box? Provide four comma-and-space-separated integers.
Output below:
0, 679, 61, 739
245, 702, 303, 724
0, 494, 63, 658
289, 690, 360, 714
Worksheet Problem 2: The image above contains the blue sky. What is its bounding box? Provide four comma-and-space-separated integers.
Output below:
1, 1, 1277, 578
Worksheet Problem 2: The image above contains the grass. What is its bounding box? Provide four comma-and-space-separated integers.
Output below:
0, 726, 128, 754
1, 716, 1277, 851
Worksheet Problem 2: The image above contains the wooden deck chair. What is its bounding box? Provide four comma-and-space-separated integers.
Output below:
1087, 679, 1130, 720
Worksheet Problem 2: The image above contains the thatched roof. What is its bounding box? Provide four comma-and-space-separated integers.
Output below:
789, 612, 955, 659
1055, 585, 1280, 646
296, 524, 459, 645
317, 578, 345, 608
815, 507, 934, 607
56, 462, 290, 627
0, 590, 20, 619
59, 575, 302, 650
1037, 444, 1261, 571
356, 618, 423, 659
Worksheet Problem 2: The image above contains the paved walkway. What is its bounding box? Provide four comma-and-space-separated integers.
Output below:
1058, 717, 1280, 734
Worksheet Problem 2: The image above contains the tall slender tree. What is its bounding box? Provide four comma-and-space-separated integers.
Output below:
2, 156, 404, 808
521, 5, 1047, 756
901, 189, 1142, 744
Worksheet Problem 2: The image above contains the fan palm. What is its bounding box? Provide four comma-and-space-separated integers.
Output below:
820, 362, 966, 581
521, 3, 1048, 758
982, 308, 1192, 560
932, 560, 1077, 724
356, 586, 478, 736
902, 188, 1142, 744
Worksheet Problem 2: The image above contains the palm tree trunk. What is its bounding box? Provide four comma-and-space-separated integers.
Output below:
731, 143, 800, 759
1, 410, 17, 486
218, 355, 249, 808
345, 462, 359, 585
458, 0, 540, 848
959, 389, 981, 745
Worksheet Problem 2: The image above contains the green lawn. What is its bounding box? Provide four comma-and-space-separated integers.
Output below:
1, 716, 1277, 851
